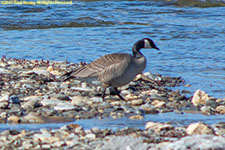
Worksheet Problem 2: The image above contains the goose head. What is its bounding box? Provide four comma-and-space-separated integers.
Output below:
132, 38, 159, 57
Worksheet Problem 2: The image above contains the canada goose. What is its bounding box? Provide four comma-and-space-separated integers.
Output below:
64, 38, 159, 100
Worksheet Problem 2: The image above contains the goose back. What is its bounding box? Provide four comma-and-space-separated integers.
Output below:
69, 53, 146, 87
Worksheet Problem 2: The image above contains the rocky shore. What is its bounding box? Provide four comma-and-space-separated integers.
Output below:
0, 57, 224, 149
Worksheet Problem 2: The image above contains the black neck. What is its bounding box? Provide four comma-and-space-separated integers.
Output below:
132, 40, 144, 58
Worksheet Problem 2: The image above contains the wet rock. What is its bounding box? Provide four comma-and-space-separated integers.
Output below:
192, 89, 211, 106
162, 135, 225, 150
186, 122, 214, 135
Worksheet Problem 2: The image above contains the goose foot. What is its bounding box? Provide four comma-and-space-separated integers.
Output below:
113, 88, 125, 101
101, 87, 125, 101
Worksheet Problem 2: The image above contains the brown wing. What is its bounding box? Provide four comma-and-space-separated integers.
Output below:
70, 53, 132, 79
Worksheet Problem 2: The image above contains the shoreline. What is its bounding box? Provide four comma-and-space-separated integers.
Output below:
0, 57, 224, 149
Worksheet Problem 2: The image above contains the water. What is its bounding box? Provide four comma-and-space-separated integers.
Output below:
0, 0, 224, 130
1, 112, 225, 131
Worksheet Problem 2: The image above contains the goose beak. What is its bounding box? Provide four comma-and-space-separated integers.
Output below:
154, 46, 160, 50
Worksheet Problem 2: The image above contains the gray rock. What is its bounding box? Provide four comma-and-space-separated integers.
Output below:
162, 135, 225, 150
21, 99, 39, 110
100, 135, 149, 150
70, 87, 94, 92
41, 99, 62, 106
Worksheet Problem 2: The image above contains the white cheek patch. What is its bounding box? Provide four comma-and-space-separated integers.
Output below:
144, 39, 151, 48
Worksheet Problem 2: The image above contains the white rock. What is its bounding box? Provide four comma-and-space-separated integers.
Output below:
186, 122, 214, 135
192, 89, 211, 106
54, 102, 76, 111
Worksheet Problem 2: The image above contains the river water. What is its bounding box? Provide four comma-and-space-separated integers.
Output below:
0, 0, 224, 129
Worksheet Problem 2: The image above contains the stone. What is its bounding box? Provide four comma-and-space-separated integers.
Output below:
22, 112, 45, 123
70, 87, 94, 92
41, 99, 62, 106
54, 102, 76, 111
151, 100, 166, 108
100, 135, 149, 150
200, 106, 215, 115
90, 97, 103, 103
85, 133, 96, 139
7, 115, 20, 123
186, 122, 214, 135
140, 105, 158, 114
21, 99, 39, 110
162, 135, 225, 150
47, 66, 61, 76
0, 94, 9, 102
129, 115, 144, 120
145, 122, 174, 133
216, 105, 225, 114
32, 67, 50, 76
0, 102, 8, 109
192, 89, 211, 106
130, 99, 144, 106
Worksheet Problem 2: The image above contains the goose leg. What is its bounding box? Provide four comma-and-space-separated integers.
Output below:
113, 87, 125, 101
101, 88, 107, 101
